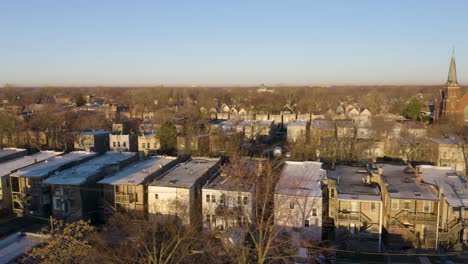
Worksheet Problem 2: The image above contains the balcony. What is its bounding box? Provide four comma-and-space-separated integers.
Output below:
115, 193, 136, 204
394, 210, 437, 224
337, 211, 360, 222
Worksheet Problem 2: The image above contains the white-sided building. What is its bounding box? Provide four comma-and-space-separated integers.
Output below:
274, 161, 325, 242
202, 159, 258, 231
148, 158, 221, 226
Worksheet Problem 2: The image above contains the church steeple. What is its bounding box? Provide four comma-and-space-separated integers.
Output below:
447, 48, 457, 85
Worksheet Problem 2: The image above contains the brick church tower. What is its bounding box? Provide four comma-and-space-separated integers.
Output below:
434, 49, 461, 122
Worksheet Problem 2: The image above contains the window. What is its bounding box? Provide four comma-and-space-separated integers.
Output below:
238, 196, 242, 206
243, 196, 248, 205
443, 152, 447, 158
211, 195, 216, 203
142, 143, 146, 149
123, 142, 127, 147
113, 142, 116, 147
371, 202, 376, 213
351, 201, 358, 212
206, 194, 210, 203
304, 220, 310, 228
154, 143, 158, 148
312, 208, 318, 216
404, 200, 411, 210
206, 214, 211, 223
391, 200, 399, 210
290, 201, 295, 209
117, 141, 121, 147
220, 194, 225, 204
423, 201, 431, 213
154, 194, 159, 199
330, 189, 335, 198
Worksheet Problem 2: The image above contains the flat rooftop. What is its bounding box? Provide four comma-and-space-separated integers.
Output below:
44, 152, 136, 186
313, 119, 334, 129
275, 161, 324, 197
418, 165, 468, 207
0, 148, 27, 161
328, 165, 381, 201
0, 151, 63, 177
288, 120, 308, 127
204, 159, 258, 192
80, 130, 109, 136
428, 137, 459, 145
379, 164, 438, 201
0, 233, 46, 264
12, 151, 96, 179
98, 156, 178, 186
150, 158, 220, 189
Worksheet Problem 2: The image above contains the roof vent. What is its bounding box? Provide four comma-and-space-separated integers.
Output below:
169, 180, 178, 184
414, 192, 422, 197
388, 188, 399, 193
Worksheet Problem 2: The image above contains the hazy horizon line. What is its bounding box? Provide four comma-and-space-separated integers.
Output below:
0, 82, 456, 89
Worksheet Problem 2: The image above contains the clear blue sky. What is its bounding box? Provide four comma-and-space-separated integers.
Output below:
1, 0, 467, 86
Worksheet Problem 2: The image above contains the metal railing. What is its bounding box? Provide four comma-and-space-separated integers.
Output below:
115, 193, 136, 204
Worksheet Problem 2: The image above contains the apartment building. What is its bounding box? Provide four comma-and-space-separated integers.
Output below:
417, 165, 468, 249
148, 158, 221, 226
335, 120, 355, 139
138, 134, 160, 155
202, 159, 258, 231
10, 151, 96, 217
98, 156, 181, 218
373, 164, 439, 250
327, 165, 383, 251
109, 133, 138, 152
0, 151, 60, 211
43, 152, 137, 221
274, 161, 325, 242
74, 131, 109, 153
287, 120, 309, 144
176, 134, 210, 156
428, 138, 465, 173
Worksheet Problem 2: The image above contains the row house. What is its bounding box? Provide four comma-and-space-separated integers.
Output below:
10, 151, 97, 217
148, 158, 221, 226
287, 120, 309, 144
109, 133, 138, 152
399, 120, 427, 138
0, 151, 60, 211
416, 165, 468, 249
373, 164, 439, 250
327, 165, 383, 251
236, 120, 275, 142
73, 131, 110, 153
98, 156, 182, 218
2, 131, 48, 148
310, 119, 335, 143
335, 120, 356, 139
177, 134, 210, 156
209, 131, 242, 155
43, 152, 137, 221
428, 138, 465, 173
202, 159, 258, 232
275, 161, 325, 243
138, 134, 160, 155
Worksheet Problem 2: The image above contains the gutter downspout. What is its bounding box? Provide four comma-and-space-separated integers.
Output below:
435, 189, 442, 251
379, 200, 383, 252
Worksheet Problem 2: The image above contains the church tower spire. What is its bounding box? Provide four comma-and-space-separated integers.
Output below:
447, 48, 457, 85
